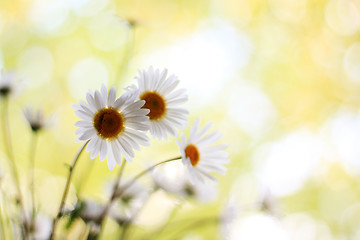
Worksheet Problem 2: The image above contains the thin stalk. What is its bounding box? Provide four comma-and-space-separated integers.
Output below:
1, 98, 29, 238
50, 140, 89, 240
29, 132, 38, 228
150, 201, 183, 239
170, 217, 219, 239
96, 159, 127, 239
120, 188, 157, 240
116, 156, 182, 201
0, 190, 14, 240
96, 156, 181, 239
0, 202, 6, 240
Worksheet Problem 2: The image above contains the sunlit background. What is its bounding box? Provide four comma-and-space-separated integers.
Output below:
1, 0, 360, 239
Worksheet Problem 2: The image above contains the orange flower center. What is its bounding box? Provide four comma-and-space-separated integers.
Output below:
93, 108, 124, 139
185, 144, 200, 166
140, 91, 166, 120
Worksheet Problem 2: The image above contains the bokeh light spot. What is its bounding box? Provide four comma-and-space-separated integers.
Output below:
17, 46, 54, 88
68, 57, 109, 99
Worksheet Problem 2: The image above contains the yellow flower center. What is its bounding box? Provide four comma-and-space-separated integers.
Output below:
185, 144, 200, 166
140, 91, 166, 120
93, 107, 124, 139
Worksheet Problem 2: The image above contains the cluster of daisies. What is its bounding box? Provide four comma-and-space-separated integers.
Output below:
73, 66, 229, 183
0, 66, 230, 239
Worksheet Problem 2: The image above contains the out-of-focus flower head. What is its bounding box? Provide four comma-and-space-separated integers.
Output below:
258, 189, 281, 217
73, 84, 150, 170
77, 200, 105, 224
219, 198, 241, 240
23, 107, 50, 132
126, 66, 189, 140
0, 69, 20, 99
27, 213, 53, 240
113, 178, 149, 206
151, 162, 217, 202
177, 118, 229, 184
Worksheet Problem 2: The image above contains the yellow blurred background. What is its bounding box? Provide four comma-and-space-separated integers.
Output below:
1, 0, 360, 239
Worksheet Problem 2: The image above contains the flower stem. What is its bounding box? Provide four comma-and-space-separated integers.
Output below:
116, 156, 182, 200
120, 188, 157, 240
1, 97, 29, 238
148, 200, 183, 239
96, 159, 127, 238
0, 204, 6, 240
50, 140, 89, 240
96, 156, 182, 239
29, 132, 38, 228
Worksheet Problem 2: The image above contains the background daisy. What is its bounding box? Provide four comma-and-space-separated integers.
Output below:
73, 84, 150, 170
0, 69, 19, 98
23, 107, 49, 132
128, 66, 188, 140
177, 118, 229, 184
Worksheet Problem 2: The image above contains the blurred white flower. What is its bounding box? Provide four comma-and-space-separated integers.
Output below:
127, 66, 188, 140
219, 199, 241, 240
73, 84, 150, 170
0, 69, 19, 98
23, 107, 49, 132
78, 200, 105, 224
258, 190, 281, 217
151, 162, 217, 202
29, 214, 53, 240
177, 118, 229, 184
114, 178, 149, 206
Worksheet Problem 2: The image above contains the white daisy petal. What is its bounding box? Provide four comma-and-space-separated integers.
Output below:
108, 86, 117, 106
99, 140, 107, 162
94, 90, 105, 109
107, 147, 116, 171
115, 139, 133, 162
101, 84, 108, 104
159, 77, 179, 96
78, 129, 96, 141
75, 110, 93, 121
75, 121, 93, 128
130, 67, 188, 139
87, 136, 100, 152
110, 141, 124, 165
178, 118, 229, 184
79, 100, 96, 114
74, 85, 150, 170
86, 91, 98, 110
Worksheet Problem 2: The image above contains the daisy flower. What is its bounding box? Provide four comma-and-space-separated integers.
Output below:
23, 107, 49, 132
0, 69, 18, 98
73, 84, 150, 170
177, 118, 229, 184
127, 66, 188, 139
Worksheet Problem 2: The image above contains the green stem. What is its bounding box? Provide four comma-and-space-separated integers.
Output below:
120, 188, 157, 240
29, 132, 38, 228
50, 140, 89, 240
149, 201, 183, 239
0, 202, 6, 240
1, 97, 29, 239
116, 156, 182, 201
170, 217, 219, 239
96, 156, 182, 239
96, 159, 127, 239
0, 190, 14, 240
